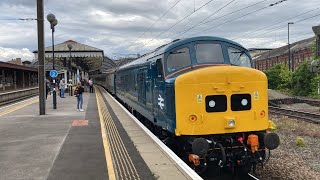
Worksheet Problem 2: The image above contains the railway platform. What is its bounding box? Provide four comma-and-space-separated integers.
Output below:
0, 86, 200, 180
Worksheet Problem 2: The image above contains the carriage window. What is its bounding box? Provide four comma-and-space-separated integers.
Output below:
228, 47, 252, 68
156, 59, 163, 80
195, 43, 224, 63
167, 47, 191, 73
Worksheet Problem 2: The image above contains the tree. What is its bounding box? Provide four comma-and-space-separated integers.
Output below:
291, 62, 315, 96
309, 38, 320, 97
310, 75, 320, 97
265, 64, 292, 90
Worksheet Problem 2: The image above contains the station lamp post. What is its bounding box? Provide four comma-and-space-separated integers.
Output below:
47, 13, 58, 109
310, 60, 319, 95
67, 44, 73, 96
312, 25, 320, 57
288, 22, 294, 71
312, 25, 320, 95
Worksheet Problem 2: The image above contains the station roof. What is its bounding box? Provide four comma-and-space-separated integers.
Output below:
33, 40, 104, 71
255, 36, 316, 61
0, 61, 37, 72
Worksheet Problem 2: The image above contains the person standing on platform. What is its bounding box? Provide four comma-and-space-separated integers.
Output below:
88, 78, 93, 93
75, 82, 84, 112
45, 79, 51, 100
68, 79, 73, 95
81, 79, 85, 91
59, 78, 66, 98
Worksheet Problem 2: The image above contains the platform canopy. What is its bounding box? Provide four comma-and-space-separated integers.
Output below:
33, 40, 104, 71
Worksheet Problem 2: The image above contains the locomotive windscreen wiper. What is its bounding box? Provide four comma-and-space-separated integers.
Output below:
230, 51, 245, 66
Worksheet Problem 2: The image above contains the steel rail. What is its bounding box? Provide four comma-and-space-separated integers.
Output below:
269, 106, 320, 124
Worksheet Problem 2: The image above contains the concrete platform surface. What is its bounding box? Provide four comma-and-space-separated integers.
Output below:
0, 93, 95, 180
99, 88, 194, 180
0, 88, 196, 180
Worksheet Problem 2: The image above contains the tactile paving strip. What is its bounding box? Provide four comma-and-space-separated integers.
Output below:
96, 87, 140, 180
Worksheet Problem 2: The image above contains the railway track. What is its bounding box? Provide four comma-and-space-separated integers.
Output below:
294, 97, 320, 106
0, 87, 38, 106
268, 106, 320, 124
269, 97, 320, 106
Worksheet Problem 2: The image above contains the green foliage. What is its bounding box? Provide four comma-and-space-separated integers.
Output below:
295, 136, 305, 147
310, 39, 320, 97
291, 62, 314, 96
265, 64, 292, 90
310, 75, 320, 97
265, 38, 320, 97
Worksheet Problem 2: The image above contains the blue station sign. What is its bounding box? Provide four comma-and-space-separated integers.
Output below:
50, 70, 58, 78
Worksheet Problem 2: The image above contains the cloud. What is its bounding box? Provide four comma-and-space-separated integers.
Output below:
0, 47, 34, 62
0, 0, 319, 61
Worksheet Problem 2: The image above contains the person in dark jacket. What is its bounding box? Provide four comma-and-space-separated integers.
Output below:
45, 79, 51, 100
75, 82, 84, 112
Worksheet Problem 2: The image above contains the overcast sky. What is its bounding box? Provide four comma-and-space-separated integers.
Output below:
0, 0, 319, 61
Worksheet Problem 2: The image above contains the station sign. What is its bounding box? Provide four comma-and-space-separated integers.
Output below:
50, 70, 58, 78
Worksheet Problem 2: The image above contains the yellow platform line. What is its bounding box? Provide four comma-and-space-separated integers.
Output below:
98, 86, 137, 179
99, 91, 127, 179
102, 108, 125, 179
106, 110, 139, 180
95, 88, 116, 180
105, 115, 127, 180
106, 114, 134, 180
0, 98, 38, 117
99, 87, 140, 180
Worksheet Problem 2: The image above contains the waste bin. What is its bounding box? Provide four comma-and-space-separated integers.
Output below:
72, 85, 76, 96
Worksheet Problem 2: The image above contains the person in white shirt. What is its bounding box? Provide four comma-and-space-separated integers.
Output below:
88, 79, 93, 93
59, 78, 66, 98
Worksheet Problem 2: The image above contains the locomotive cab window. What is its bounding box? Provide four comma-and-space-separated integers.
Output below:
227, 47, 252, 68
167, 47, 191, 73
195, 43, 224, 64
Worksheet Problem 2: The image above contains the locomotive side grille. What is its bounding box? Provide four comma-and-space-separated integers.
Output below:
166, 86, 175, 117
205, 95, 227, 112
231, 94, 251, 111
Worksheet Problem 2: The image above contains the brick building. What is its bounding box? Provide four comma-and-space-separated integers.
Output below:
248, 48, 273, 59
254, 37, 315, 72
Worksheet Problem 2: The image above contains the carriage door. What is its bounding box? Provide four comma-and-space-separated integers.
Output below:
137, 69, 146, 105
152, 58, 164, 119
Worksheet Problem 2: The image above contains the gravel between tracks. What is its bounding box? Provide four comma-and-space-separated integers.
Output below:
256, 115, 320, 180
268, 89, 291, 100
279, 103, 320, 114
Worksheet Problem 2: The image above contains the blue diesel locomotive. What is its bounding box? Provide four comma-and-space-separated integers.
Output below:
94, 36, 280, 174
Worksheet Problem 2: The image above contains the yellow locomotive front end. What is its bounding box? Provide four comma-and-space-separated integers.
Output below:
160, 36, 279, 174
173, 65, 279, 174
175, 66, 269, 135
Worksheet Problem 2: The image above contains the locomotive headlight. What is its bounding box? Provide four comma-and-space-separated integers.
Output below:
241, 99, 248, 106
228, 119, 235, 128
208, 100, 216, 108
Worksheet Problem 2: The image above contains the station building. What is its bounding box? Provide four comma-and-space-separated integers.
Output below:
0, 61, 38, 92
33, 40, 104, 84
254, 36, 315, 72
248, 48, 273, 59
